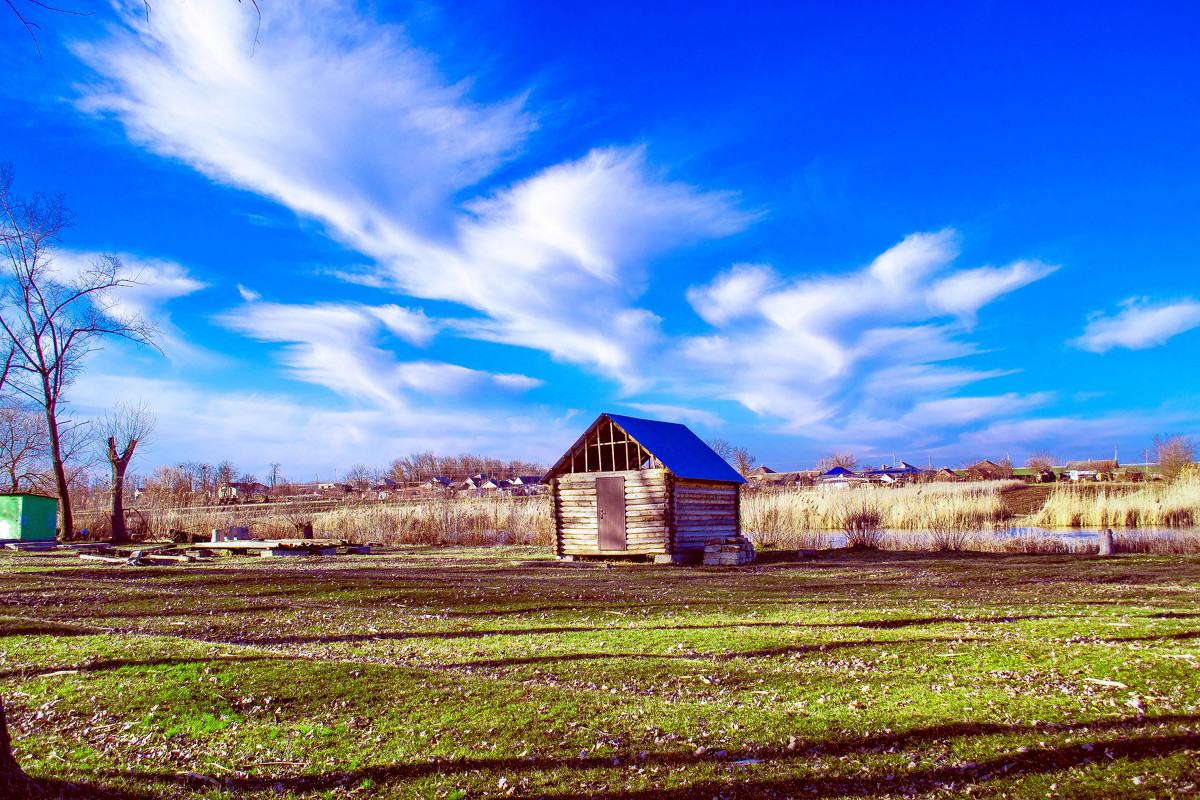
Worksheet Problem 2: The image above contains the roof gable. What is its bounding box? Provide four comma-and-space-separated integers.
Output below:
544, 413, 746, 484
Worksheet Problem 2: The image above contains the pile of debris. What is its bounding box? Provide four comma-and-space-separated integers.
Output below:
702, 535, 756, 567
79, 544, 199, 565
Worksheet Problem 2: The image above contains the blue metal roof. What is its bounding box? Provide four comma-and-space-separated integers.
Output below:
545, 413, 746, 483
819, 466, 856, 477
605, 414, 746, 483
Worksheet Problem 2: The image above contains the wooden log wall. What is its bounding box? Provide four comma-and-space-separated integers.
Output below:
555, 469, 669, 555
672, 479, 740, 553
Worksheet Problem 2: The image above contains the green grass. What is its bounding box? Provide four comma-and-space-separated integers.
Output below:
1, 546, 1199, 798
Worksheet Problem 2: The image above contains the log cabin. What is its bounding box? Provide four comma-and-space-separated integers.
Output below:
542, 413, 746, 562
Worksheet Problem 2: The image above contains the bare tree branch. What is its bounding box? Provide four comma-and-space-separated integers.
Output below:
4, 0, 91, 57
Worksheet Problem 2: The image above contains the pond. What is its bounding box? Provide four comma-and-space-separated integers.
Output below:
807, 527, 1200, 550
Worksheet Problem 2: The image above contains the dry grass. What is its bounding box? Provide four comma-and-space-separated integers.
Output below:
742, 481, 1017, 549
69, 476, 1200, 556
309, 494, 552, 545
73, 494, 553, 546
1029, 470, 1200, 528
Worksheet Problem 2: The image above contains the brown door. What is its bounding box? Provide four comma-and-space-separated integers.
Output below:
596, 476, 626, 551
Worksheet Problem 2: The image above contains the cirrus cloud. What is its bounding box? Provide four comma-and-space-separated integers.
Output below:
1072, 298, 1200, 353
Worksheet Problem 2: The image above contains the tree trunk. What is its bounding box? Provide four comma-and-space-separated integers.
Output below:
0, 696, 32, 798
110, 438, 132, 544
43, 401, 71, 540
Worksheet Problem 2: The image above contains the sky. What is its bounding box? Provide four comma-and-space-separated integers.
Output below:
2, 0, 1199, 479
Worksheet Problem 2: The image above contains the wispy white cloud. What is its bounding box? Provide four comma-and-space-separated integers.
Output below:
218, 301, 535, 407
69, 370, 571, 478
620, 402, 723, 428
1072, 298, 1200, 353
899, 392, 1054, 428
74, 0, 532, 233
927, 259, 1058, 321
237, 284, 261, 302
686, 263, 777, 327
73, 5, 750, 394
681, 230, 1058, 437
434, 146, 750, 387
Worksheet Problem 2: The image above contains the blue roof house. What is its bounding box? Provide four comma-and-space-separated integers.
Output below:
543, 413, 745, 563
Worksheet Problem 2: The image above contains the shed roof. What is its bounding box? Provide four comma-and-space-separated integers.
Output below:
544, 413, 746, 484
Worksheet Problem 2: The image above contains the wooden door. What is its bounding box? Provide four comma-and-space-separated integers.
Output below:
596, 476, 626, 551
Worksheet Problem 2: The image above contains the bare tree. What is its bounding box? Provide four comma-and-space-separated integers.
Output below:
1025, 450, 1057, 472
346, 463, 374, 490
704, 438, 733, 460
1153, 434, 1197, 481
730, 446, 757, 477
0, 401, 48, 491
214, 459, 237, 487
0, 166, 157, 538
99, 401, 154, 544
817, 451, 858, 471
268, 462, 281, 488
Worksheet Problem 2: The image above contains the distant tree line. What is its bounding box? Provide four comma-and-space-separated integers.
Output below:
384, 452, 546, 485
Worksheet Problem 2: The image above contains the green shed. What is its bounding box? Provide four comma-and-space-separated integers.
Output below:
0, 494, 59, 541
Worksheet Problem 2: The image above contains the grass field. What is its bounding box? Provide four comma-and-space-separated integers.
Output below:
2, 548, 1199, 799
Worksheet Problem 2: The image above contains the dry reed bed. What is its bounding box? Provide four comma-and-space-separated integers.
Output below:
74, 476, 1200, 555
1029, 471, 1200, 528
741, 481, 1018, 541
75, 495, 554, 546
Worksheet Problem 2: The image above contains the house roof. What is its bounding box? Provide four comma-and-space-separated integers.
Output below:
1066, 460, 1118, 471
759, 471, 806, 483
229, 481, 269, 491
544, 413, 746, 484
818, 466, 856, 477
747, 465, 777, 476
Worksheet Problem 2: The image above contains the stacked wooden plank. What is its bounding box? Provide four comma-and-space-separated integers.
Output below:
702, 535, 756, 567
673, 479, 740, 554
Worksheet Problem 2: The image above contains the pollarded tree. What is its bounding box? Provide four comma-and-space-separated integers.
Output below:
0, 165, 157, 539
99, 401, 155, 544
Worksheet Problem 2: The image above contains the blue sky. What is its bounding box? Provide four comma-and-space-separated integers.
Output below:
3, 0, 1199, 479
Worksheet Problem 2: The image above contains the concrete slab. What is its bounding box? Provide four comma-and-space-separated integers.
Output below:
4, 541, 58, 551
259, 547, 337, 557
